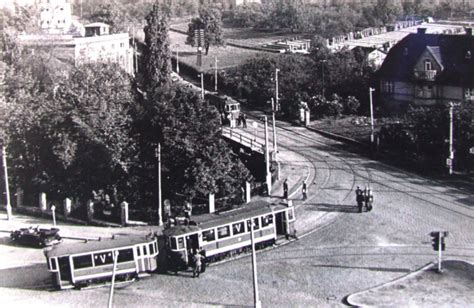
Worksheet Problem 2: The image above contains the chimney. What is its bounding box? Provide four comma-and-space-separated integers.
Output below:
417, 27, 427, 35
466, 28, 472, 36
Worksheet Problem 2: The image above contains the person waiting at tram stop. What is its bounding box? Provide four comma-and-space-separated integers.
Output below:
364, 187, 374, 211
283, 179, 289, 199
355, 186, 364, 213
302, 180, 307, 200
192, 248, 204, 278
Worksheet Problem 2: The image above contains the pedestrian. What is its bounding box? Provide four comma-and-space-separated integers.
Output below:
365, 188, 374, 211
242, 113, 247, 128
302, 180, 307, 200
184, 201, 192, 219
356, 186, 364, 213
193, 249, 203, 278
283, 179, 289, 199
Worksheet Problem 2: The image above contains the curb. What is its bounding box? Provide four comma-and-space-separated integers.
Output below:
344, 259, 474, 307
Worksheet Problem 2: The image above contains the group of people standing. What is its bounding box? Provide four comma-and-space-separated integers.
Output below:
355, 186, 374, 213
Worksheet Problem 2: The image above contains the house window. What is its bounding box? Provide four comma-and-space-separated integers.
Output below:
465, 88, 474, 100
424, 59, 432, 71
382, 81, 394, 93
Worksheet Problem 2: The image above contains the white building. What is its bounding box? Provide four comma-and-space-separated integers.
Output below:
38, 0, 73, 34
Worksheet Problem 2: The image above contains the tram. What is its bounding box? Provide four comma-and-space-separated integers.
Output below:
44, 236, 158, 289
162, 200, 295, 268
205, 93, 241, 123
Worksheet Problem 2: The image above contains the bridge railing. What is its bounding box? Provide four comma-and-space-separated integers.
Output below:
221, 127, 264, 154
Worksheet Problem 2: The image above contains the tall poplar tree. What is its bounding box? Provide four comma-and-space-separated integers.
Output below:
143, 1, 171, 94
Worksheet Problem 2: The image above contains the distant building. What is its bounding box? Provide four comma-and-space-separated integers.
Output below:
16, 0, 134, 74
209, 0, 261, 10
377, 27, 474, 110
18, 30, 134, 74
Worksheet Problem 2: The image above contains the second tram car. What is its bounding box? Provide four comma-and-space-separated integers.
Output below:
163, 200, 295, 268
44, 236, 158, 289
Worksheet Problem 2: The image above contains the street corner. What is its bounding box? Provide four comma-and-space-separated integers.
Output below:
345, 260, 474, 307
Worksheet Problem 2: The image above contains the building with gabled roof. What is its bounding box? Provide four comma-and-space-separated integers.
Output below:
377, 27, 474, 110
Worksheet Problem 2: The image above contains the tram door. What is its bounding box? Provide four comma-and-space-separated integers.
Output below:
275, 212, 287, 235
58, 256, 72, 287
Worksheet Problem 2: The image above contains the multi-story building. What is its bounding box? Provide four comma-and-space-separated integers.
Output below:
38, 0, 73, 34
18, 23, 134, 74
377, 27, 474, 110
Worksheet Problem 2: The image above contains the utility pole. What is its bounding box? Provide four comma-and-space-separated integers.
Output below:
108, 251, 119, 308
369, 87, 375, 145
200, 73, 205, 100
264, 116, 272, 195
2, 144, 12, 220
271, 98, 278, 155
156, 144, 163, 226
275, 68, 280, 111
176, 45, 180, 75
448, 102, 455, 175
250, 220, 262, 308
214, 56, 218, 92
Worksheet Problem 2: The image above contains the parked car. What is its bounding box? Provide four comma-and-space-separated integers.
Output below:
10, 227, 62, 248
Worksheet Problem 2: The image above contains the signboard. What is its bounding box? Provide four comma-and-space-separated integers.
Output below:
470, 147, 474, 154
446, 158, 452, 167
252, 121, 258, 129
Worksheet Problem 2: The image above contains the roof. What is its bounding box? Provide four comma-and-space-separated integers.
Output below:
163, 200, 289, 237
377, 32, 474, 85
85, 22, 110, 28
45, 236, 155, 258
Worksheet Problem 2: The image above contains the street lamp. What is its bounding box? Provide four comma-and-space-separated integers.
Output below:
275, 68, 280, 111
156, 144, 163, 226
1, 143, 12, 220
250, 219, 261, 308
214, 57, 218, 92
175, 44, 180, 75
447, 102, 460, 175
321, 60, 327, 97
369, 87, 375, 145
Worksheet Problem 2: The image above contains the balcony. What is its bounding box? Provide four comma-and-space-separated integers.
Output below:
413, 69, 437, 81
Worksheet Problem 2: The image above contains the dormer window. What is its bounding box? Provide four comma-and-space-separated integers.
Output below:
424, 60, 432, 71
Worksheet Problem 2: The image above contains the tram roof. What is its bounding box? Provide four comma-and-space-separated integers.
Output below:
45, 235, 155, 258
163, 200, 290, 237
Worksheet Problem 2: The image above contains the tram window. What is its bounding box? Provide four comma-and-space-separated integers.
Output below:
136, 246, 141, 256
154, 242, 158, 253
93, 251, 114, 266
262, 215, 273, 227
177, 237, 185, 249
288, 208, 294, 221
149, 243, 154, 254
50, 258, 57, 270
203, 229, 216, 242
118, 249, 134, 262
247, 218, 260, 230
232, 222, 245, 235
170, 238, 177, 250
217, 226, 230, 239
73, 255, 93, 269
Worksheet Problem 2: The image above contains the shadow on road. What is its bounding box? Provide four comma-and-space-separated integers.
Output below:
306, 203, 359, 213
0, 263, 53, 290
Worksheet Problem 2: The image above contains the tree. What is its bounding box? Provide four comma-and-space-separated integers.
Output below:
143, 2, 172, 94
229, 3, 265, 28
4, 62, 136, 202
186, 5, 225, 55
89, 3, 127, 33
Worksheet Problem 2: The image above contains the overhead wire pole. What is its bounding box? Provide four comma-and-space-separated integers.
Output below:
214, 56, 218, 92
271, 98, 280, 180
156, 144, 163, 226
448, 102, 455, 175
275, 68, 280, 111
200, 73, 205, 100
264, 116, 272, 195
321, 60, 327, 97
2, 144, 12, 220
369, 87, 375, 145
250, 220, 262, 308
176, 45, 180, 75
